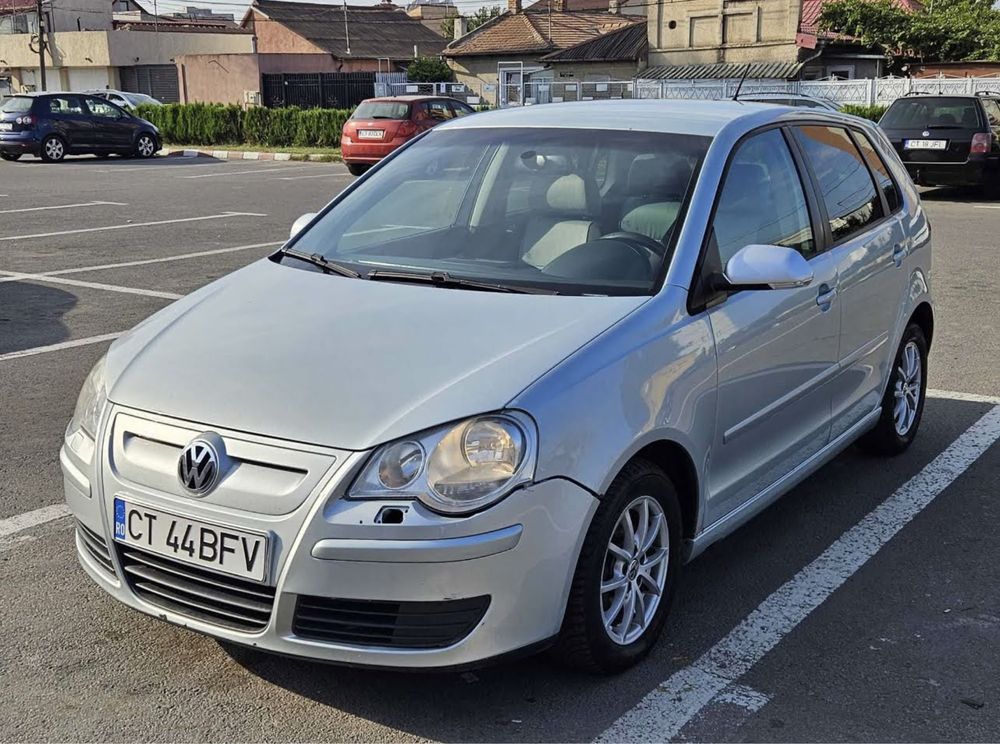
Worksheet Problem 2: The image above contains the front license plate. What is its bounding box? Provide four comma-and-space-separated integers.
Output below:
904, 139, 947, 150
357, 129, 383, 139
113, 498, 269, 582
0, 123, 12, 131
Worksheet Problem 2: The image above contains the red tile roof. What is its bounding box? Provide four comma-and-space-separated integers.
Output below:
799, 0, 922, 37
446, 9, 633, 57
0, 0, 34, 12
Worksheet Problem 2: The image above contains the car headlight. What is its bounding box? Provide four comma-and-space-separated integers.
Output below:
349, 412, 536, 515
67, 355, 108, 440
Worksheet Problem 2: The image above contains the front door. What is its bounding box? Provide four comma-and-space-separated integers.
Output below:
792, 125, 908, 438
700, 128, 841, 525
84, 96, 132, 150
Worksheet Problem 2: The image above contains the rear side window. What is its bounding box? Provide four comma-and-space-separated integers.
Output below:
48, 96, 84, 115
795, 126, 883, 243
1, 96, 32, 113
352, 101, 409, 120
854, 131, 902, 213
425, 100, 454, 121
711, 128, 817, 265
981, 98, 1000, 127
880, 98, 982, 129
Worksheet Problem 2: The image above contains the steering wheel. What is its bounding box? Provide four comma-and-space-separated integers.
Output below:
597, 231, 667, 262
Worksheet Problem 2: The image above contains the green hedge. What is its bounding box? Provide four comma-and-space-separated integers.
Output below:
135, 103, 353, 148
839, 103, 889, 122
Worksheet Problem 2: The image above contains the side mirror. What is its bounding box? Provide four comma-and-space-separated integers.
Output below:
723, 244, 813, 290
290, 212, 317, 240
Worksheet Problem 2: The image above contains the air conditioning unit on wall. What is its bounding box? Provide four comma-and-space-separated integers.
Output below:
244, 90, 262, 106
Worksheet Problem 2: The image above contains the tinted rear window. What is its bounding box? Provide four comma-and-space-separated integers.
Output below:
1, 96, 32, 113
881, 98, 982, 129
352, 101, 409, 120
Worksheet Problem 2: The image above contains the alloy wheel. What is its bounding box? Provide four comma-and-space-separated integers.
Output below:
138, 136, 155, 158
893, 340, 922, 436
45, 138, 64, 161
600, 495, 669, 645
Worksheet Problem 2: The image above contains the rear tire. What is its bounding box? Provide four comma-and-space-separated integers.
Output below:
40, 136, 66, 163
858, 323, 928, 456
346, 163, 368, 177
135, 133, 157, 159
0, 152, 20, 161
550, 459, 683, 674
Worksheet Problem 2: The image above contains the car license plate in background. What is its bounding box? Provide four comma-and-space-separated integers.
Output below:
0, 123, 12, 131
113, 498, 269, 582
904, 139, 947, 150
358, 129, 383, 139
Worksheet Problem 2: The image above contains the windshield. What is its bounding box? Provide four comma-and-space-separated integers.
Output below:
352, 101, 410, 120
1, 96, 32, 113
881, 97, 982, 129
124, 93, 157, 106
287, 127, 709, 296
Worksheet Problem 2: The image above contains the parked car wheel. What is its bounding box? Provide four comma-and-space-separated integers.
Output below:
859, 323, 928, 456
551, 459, 682, 673
346, 163, 368, 177
0, 152, 21, 161
135, 133, 157, 159
40, 136, 66, 163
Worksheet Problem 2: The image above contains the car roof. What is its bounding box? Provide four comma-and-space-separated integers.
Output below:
438, 99, 863, 138
892, 93, 999, 101
365, 95, 457, 103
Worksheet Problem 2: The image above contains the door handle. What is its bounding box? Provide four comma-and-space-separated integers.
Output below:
816, 284, 837, 309
892, 243, 908, 267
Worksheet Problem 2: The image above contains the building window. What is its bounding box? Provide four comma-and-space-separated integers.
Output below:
0, 11, 38, 34
826, 65, 855, 80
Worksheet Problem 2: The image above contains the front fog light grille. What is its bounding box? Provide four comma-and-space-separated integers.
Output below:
293, 595, 490, 649
76, 520, 115, 575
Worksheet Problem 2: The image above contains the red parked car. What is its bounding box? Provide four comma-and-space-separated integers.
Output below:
340, 95, 476, 176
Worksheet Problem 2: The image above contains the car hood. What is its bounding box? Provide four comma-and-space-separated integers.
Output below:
106, 259, 647, 450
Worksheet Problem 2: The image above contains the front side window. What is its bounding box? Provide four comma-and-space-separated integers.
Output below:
710, 128, 816, 268
86, 98, 123, 119
795, 125, 883, 242
286, 127, 709, 296
854, 130, 902, 213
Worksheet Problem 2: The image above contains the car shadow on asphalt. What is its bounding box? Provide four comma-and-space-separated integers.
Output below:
0, 279, 76, 354
217, 397, 994, 743
919, 185, 998, 203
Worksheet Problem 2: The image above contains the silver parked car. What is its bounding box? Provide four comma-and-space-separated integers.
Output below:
63, 100, 932, 673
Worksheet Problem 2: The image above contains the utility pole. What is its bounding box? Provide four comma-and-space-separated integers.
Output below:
35, 0, 46, 91
343, 0, 351, 55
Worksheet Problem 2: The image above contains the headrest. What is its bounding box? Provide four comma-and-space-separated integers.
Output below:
627, 155, 692, 197
546, 174, 595, 214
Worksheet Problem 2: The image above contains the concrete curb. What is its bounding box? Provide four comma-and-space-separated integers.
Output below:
161, 147, 339, 163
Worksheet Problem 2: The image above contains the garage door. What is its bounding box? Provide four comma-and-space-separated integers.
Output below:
119, 65, 179, 103
68, 68, 112, 92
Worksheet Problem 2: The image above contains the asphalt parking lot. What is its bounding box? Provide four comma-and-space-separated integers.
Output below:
1, 154, 998, 743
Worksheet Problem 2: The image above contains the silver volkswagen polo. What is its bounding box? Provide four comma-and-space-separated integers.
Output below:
62, 100, 932, 673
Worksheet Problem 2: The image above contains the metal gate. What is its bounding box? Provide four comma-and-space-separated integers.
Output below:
119, 65, 180, 103
261, 72, 375, 109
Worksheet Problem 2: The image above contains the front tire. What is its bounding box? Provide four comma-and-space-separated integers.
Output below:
551, 459, 682, 673
40, 136, 66, 163
135, 133, 157, 159
0, 152, 21, 162
858, 323, 928, 456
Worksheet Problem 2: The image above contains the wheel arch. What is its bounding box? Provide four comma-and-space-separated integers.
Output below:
620, 439, 701, 547
909, 301, 934, 349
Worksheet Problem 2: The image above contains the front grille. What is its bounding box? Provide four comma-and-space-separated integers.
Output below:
118, 546, 276, 632
76, 520, 115, 575
293, 595, 490, 649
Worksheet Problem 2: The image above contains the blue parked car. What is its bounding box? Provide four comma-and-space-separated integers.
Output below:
0, 91, 160, 163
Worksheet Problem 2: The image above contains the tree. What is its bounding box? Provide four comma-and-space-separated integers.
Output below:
819, 0, 1000, 62
407, 56, 453, 82
440, 5, 503, 40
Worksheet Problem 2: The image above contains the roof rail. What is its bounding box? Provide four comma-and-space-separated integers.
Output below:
903, 90, 931, 96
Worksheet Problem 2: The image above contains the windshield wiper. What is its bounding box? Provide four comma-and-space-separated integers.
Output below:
366, 269, 558, 294
279, 247, 360, 278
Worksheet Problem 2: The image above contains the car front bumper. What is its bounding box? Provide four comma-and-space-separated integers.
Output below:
63, 406, 598, 669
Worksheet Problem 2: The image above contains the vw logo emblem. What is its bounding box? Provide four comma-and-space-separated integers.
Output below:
178, 434, 223, 496
922, 130, 930, 137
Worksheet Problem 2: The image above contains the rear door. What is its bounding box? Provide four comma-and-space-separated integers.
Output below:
84, 96, 133, 150
881, 96, 982, 165
44, 95, 92, 149
792, 124, 906, 438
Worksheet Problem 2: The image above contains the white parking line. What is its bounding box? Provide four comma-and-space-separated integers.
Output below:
0, 332, 121, 362
94, 162, 234, 172
0, 211, 266, 242
181, 165, 320, 180
0, 201, 127, 215
928, 388, 1000, 405
0, 504, 71, 540
277, 173, 353, 181
597, 401, 1000, 743
0, 271, 183, 300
